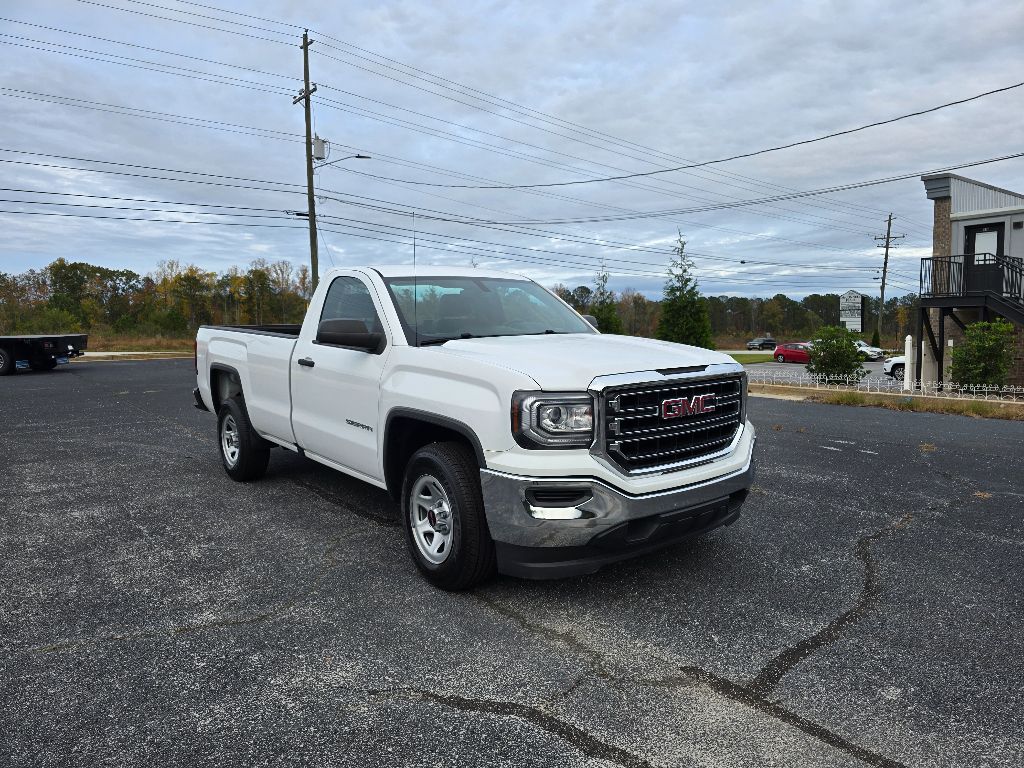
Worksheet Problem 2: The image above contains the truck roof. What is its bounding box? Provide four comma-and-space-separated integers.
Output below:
335, 265, 530, 281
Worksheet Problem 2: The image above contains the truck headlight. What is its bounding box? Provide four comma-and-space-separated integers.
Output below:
512, 392, 593, 449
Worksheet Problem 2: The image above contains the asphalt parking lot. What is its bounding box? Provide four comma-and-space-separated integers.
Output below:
2, 359, 1022, 767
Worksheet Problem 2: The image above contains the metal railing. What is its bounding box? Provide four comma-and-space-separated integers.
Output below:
748, 370, 1024, 401
920, 254, 964, 297
920, 252, 1024, 305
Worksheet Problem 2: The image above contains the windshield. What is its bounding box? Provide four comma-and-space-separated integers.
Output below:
383, 276, 595, 345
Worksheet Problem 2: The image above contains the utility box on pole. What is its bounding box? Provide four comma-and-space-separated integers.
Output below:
313, 135, 327, 161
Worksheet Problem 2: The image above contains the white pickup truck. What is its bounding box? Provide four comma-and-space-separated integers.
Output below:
194, 266, 755, 590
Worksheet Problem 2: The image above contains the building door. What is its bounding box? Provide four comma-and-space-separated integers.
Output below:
964, 223, 1005, 293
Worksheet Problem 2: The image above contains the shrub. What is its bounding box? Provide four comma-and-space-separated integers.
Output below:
806, 325, 867, 381
949, 321, 1015, 386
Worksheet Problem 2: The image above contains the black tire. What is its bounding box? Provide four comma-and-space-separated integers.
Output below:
29, 359, 58, 372
890, 364, 904, 380
776, 353, 786, 363
0, 347, 12, 376
217, 396, 270, 482
401, 441, 496, 591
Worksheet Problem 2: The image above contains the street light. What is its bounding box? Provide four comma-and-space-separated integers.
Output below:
315, 153, 371, 169
304, 153, 371, 290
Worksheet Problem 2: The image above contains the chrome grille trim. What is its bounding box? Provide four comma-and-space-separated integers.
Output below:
592, 368, 746, 475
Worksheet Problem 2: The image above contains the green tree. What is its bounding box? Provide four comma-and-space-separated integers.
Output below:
806, 325, 866, 381
656, 233, 712, 348
589, 267, 622, 333
949, 321, 1015, 386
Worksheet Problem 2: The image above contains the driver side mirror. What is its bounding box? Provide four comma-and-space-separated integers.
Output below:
316, 319, 384, 353
582, 314, 599, 329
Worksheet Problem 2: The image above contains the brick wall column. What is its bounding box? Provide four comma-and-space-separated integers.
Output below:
932, 196, 951, 257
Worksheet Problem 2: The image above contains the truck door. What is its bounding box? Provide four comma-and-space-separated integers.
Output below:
290, 274, 389, 480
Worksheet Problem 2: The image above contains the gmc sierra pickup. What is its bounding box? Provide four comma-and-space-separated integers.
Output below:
194, 266, 755, 590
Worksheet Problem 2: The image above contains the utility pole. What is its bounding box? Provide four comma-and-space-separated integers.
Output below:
293, 30, 319, 289
874, 213, 905, 343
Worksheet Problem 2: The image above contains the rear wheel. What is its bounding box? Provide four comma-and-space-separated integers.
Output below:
218, 396, 270, 482
890, 364, 905, 380
776, 353, 786, 363
0, 348, 12, 376
402, 441, 495, 591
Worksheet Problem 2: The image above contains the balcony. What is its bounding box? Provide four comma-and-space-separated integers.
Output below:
919, 253, 1024, 323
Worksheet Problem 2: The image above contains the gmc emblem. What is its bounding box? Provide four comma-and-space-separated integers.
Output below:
661, 394, 716, 419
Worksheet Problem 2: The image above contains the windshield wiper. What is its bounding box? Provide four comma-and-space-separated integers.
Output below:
418, 336, 456, 346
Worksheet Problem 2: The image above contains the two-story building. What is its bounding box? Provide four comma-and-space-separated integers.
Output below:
917, 173, 1024, 385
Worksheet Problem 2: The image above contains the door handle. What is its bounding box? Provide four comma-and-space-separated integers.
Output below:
297, 357, 315, 368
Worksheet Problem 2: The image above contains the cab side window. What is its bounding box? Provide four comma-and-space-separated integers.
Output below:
320, 276, 383, 334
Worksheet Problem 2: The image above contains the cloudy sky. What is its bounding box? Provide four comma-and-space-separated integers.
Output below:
2, 0, 1023, 297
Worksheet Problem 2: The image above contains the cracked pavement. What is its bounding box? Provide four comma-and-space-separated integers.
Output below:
1, 360, 1022, 767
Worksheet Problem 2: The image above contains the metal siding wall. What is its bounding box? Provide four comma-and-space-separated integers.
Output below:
950, 178, 1024, 214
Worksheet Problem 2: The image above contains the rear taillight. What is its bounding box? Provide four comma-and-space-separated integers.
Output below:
193, 340, 198, 373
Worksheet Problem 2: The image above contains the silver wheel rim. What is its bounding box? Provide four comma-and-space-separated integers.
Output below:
221, 414, 241, 467
409, 474, 454, 565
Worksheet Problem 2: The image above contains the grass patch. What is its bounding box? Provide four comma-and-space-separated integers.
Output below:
86, 333, 193, 352
803, 390, 1024, 421
728, 352, 775, 364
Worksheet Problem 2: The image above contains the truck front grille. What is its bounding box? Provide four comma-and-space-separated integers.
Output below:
601, 375, 744, 473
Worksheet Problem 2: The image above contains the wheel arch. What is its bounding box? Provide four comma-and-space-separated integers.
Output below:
209, 363, 244, 412
383, 408, 486, 500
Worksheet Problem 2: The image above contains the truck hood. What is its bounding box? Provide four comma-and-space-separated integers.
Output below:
429, 333, 737, 390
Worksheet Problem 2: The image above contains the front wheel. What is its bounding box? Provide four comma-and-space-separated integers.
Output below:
218, 396, 270, 482
890, 364, 904, 380
402, 441, 495, 591
776, 354, 786, 363
0, 348, 12, 376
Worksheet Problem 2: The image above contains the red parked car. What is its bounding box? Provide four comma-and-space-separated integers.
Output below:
773, 342, 811, 364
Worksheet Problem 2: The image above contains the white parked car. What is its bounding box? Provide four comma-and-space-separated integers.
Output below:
194, 266, 755, 590
854, 340, 884, 361
883, 355, 906, 379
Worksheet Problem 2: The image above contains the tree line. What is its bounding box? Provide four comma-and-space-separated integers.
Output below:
0, 258, 313, 336
1, 242, 918, 347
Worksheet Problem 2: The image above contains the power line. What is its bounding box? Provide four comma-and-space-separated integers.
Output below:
63, 0, 932, 230
74, 0, 292, 45
2, 188, 897, 279
349, 81, 1024, 190
0, 16, 299, 84
0, 88, 303, 143
410, 151, 1024, 225
0, 149, 930, 286
7, 26, 893, 237
0, 38, 292, 96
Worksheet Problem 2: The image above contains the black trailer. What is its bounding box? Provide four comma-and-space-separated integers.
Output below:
0, 334, 88, 375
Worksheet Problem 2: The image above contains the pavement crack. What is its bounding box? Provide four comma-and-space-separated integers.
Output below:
372, 688, 658, 768
469, 592, 619, 685
671, 668, 909, 768
747, 512, 913, 697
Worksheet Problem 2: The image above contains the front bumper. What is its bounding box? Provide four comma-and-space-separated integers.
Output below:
480, 448, 754, 579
